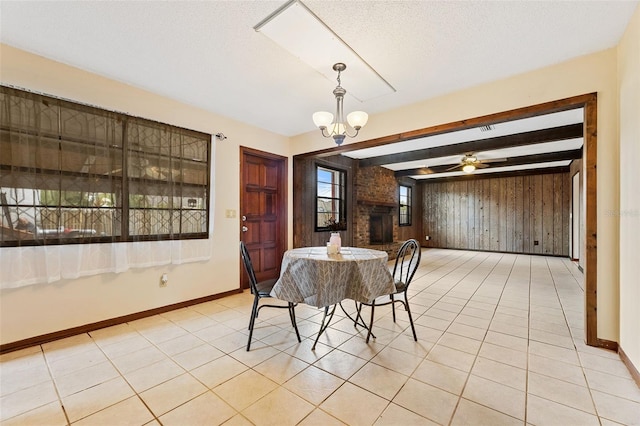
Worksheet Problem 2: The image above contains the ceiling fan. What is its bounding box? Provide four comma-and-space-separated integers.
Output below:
445, 153, 507, 174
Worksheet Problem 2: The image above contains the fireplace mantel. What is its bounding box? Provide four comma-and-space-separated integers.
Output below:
357, 199, 396, 208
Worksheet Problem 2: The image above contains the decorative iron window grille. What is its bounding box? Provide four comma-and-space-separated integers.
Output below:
0, 86, 211, 247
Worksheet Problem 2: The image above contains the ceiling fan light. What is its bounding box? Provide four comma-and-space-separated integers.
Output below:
312, 111, 333, 129
347, 111, 368, 130
462, 164, 476, 173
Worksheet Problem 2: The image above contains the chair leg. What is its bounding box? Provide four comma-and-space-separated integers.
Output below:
391, 294, 396, 323
246, 295, 260, 351
366, 303, 376, 343
288, 303, 301, 342
404, 300, 417, 341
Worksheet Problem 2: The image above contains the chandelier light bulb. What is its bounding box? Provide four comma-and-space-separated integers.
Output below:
312, 63, 368, 145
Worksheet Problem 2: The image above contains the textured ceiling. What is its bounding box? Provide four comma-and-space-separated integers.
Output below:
1, 0, 637, 138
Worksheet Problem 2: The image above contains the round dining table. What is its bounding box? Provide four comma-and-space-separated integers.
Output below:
271, 246, 396, 349
271, 246, 395, 308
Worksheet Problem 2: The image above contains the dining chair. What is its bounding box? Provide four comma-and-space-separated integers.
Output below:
358, 239, 422, 343
240, 241, 301, 351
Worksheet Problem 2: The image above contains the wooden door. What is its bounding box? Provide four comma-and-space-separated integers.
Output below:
240, 147, 287, 288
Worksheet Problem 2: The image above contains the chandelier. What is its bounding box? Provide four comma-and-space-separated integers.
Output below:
312, 63, 368, 145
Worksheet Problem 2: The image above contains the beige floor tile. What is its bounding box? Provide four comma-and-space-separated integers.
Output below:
258, 329, 303, 351
529, 328, 575, 349
99, 334, 153, 359
527, 353, 588, 387
484, 330, 528, 352
171, 343, 224, 371
213, 369, 278, 411
190, 355, 248, 389
488, 321, 529, 339
370, 346, 424, 376
314, 349, 368, 380
155, 333, 207, 356
462, 374, 525, 420
314, 327, 356, 348
320, 382, 389, 426
283, 365, 344, 405
426, 344, 476, 372
42, 333, 96, 359
392, 378, 458, 425
414, 314, 451, 331
375, 403, 438, 425
1, 380, 58, 422
62, 376, 134, 423
0, 346, 41, 362
89, 324, 139, 347
285, 339, 334, 364
123, 358, 185, 393
221, 414, 254, 425
350, 362, 409, 400
472, 357, 526, 391
194, 323, 237, 343
110, 346, 168, 374
584, 367, 640, 402
74, 395, 154, 426
139, 373, 207, 417
479, 342, 527, 369
54, 360, 120, 397
0, 400, 66, 426
579, 351, 635, 378
528, 371, 595, 413
298, 408, 346, 426
424, 307, 458, 321
528, 340, 580, 366
211, 331, 251, 353
253, 351, 309, 384
0, 355, 51, 397
453, 314, 492, 330
411, 359, 468, 395
160, 391, 236, 426
243, 387, 314, 426
229, 343, 280, 368
591, 389, 640, 425
47, 347, 108, 378
451, 398, 522, 426
526, 394, 599, 426
438, 332, 482, 355
448, 322, 488, 341
337, 335, 387, 360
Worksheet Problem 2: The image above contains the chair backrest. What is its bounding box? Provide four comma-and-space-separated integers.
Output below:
392, 239, 421, 290
240, 241, 259, 294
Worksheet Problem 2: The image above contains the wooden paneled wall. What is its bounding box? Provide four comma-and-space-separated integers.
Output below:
422, 172, 571, 256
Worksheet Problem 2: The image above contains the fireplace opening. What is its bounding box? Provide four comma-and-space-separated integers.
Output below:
370, 214, 393, 244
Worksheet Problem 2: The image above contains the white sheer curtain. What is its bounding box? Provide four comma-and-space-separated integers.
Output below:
0, 86, 217, 289
0, 139, 215, 289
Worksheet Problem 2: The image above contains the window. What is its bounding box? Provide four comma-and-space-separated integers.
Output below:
399, 184, 412, 226
0, 86, 211, 247
316, 165, 346, 231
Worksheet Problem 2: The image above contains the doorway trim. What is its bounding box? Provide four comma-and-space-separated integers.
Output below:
296, 93, 608, 349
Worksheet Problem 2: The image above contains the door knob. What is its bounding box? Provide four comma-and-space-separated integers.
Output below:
242, 226, 248, 232
242, 215, 247, 222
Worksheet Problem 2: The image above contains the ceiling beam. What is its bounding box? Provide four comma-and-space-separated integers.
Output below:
359, 123, 583, 167
394, 149, 582, 177
415, 166, 571, 183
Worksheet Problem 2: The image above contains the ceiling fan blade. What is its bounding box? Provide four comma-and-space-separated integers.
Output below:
475, 163, 490, 169
479, 157, 507, 163
444, 164, 462, 172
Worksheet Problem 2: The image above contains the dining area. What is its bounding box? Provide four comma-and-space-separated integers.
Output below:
241, 238, 422, 352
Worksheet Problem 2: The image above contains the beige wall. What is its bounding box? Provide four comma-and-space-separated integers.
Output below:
0, 44, 292, 345
618, 5, 640, 372
294, 48, 621, 342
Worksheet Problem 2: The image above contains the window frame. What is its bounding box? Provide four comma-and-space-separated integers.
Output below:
0, 85, 211, 247
399, 184, 412, 227
315, 165, 347, 232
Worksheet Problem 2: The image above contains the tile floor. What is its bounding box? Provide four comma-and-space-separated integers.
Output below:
1, 249, 639, 425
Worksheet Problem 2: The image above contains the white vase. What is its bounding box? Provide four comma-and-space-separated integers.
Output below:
329, 232, 342, 253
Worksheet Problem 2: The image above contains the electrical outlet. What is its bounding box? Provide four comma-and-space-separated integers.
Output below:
160, 273, 168, 287
425, 236, 431, 241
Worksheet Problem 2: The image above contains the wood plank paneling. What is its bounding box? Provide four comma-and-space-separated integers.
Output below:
421, 172, 570, 256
